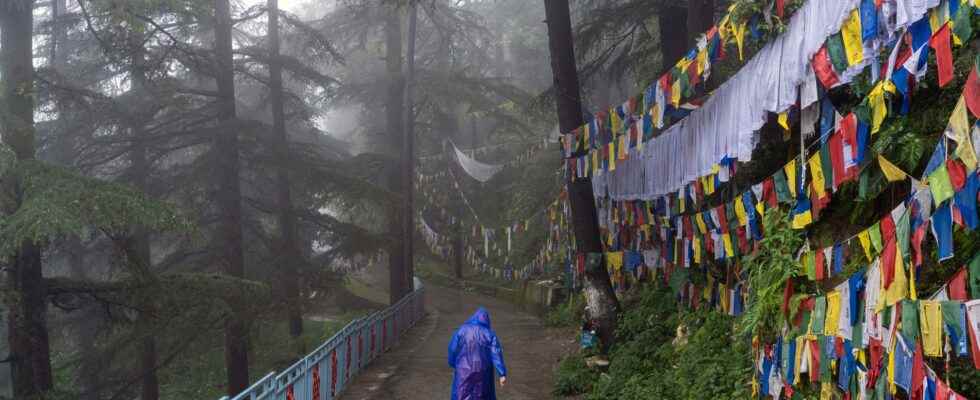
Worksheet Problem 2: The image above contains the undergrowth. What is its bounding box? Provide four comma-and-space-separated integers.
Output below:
554, 285, 753, 399
545, 294, 584, 327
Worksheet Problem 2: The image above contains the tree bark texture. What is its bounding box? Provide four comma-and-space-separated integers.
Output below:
658, 5, 688, 75
129, 37, 160, 400
213, 0, 250, 395
385, 3, 408, 305
268, 0, 304, 338
543, 0, 620, 351
401, 0, 418, 294
686, 0, 715, 44
1, 1, 55, 396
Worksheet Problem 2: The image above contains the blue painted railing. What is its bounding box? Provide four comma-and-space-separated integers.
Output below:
219, 278, 426, 400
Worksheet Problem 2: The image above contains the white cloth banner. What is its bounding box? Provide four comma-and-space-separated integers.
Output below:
593, 0, 941, 201
452, 141, 503, 183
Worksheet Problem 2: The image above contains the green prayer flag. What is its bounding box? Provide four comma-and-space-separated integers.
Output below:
774, 170, 792, 203
819, 144, 835, 191
859, 167, 870, 198
900, 299, 919, 344
812, 296, 827, 333
928, 164, 955, 205
826, 33, 850, 73
869, 222, 883, 254
969, 252, 980, 299
804, 252, 816, 281
896, 210, 911, 260
941, 301, 964, 339
953, 4, 973, 45
819, 336, 832, 383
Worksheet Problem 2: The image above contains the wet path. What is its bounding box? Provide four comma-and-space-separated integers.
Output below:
340, 283, 574, 400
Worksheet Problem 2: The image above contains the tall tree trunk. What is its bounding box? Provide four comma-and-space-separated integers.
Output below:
128, 37, 160, 400
542, 0, 620, 351
1, 1, 54, 397
401, 0, 418, 295
658, 6, 688, 74
213, 0, 249, 395
686, 0, 715, 43
268, 0, 303, 338
385, 3, 407, 305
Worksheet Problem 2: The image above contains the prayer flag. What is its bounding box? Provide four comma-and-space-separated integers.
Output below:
813, 47, 841, 88
809, 153, 827, 199
841, 9, 865, 66
878, 155, 909, 182
826, 33, 850, 73
928, 164, 955, 205
930, 23, 954, 87
965, 68, 980, 118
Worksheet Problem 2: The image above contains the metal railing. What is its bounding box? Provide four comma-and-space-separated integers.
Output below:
219, 278, 426, 400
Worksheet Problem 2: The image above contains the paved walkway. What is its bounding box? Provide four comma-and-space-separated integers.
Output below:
341, 283, 574, 400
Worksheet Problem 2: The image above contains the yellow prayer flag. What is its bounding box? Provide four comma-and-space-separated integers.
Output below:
695, 213, 708, 234
756, 202, 764, 216
778, 112, 790, 130
735, 21, 748, 61
919, 301, 943, 356
808, 153, 827, 198
841, 9, 865, 66
718, 15, 731, 42
858, 230, 873, 261
821, 382, 834, 400
696, 49, 707, 75
671, 79, 682, 107
722, 234, 734, 258
949, 96, 978, 170
824, 291, 841, 336
618, 135, 628, 160
608, 143, 616, 171
887, 339, 897, 393
693, 237, 701, 264
883, 254, 908, 307
785, 160, 798, 197
610, 108, 622, 134
868, 81, 896, 134
878, 155, 909, 182
734, 197, 749, 226
791, 209, 813, 230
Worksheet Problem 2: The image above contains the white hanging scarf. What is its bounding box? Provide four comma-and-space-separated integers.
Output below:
452, 140, 503, 182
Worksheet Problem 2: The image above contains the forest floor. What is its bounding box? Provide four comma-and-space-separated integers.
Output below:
340, 282, 577, 400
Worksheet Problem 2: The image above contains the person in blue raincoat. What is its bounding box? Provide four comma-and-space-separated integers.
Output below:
448, 308, 507, 400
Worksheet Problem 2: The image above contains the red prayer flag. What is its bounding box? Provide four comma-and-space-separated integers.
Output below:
829, 132, 847, 189
809, 340, 821, 383
965, 68, 980, 119
812, 47, 840, 89
947, 159, 967, 191
948, 268, 968, 301
687, 59, 701, 87
763, 177, 778, 208
970, 312, 980, 369
794, 297, 815, 327
815, 248, 826, 281
911, 342, 924, 400
782, 279, 794, 318
841, 113, 859, 177
776, 0, 785, 18
912, 223, 929, 267
881, 239, 898, 289
929, 23, 954, 87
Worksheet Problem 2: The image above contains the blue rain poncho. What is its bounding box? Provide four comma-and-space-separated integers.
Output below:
448, 308, 507, 400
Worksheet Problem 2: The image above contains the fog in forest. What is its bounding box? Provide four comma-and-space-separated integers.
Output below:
0, 0, 610, 398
